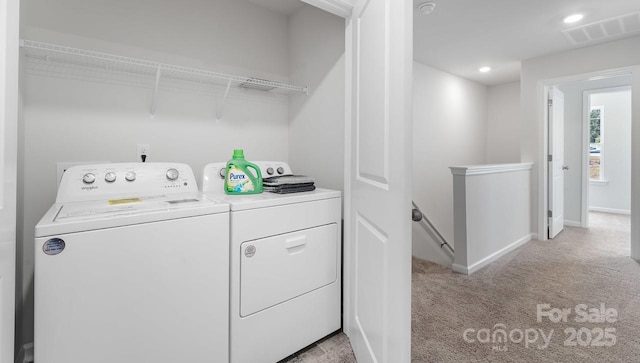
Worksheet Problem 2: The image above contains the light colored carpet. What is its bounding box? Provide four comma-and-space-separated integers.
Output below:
296, 212, 639, 362
412, 212, 640, 362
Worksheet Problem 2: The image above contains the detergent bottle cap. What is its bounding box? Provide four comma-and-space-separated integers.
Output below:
233, 149, 245, 159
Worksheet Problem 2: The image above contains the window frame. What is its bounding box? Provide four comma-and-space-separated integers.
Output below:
589, 105, 605, 181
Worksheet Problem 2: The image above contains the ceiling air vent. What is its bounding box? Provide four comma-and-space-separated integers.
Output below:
562, 11, 640, 45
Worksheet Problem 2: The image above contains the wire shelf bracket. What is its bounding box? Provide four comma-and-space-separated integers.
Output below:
150, 65, 162, 118
215, 79, 233, 121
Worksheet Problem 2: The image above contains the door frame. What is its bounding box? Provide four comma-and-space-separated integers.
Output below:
547, 86, 565, 239
0, 0, 20, 362
537, 66, 639, 261
581, 85, 633, 227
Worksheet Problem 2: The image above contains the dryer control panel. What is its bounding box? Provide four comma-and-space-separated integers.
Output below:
56, 162, 198, 203
202, 161, 293, 193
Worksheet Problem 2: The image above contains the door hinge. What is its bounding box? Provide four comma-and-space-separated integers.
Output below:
548, 210, 553, 218
548, 155, 553, 162
548, 99, 553, 107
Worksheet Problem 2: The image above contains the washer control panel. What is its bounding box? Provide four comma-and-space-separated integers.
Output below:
202, 161, 293, 193
57, 163, 198, 203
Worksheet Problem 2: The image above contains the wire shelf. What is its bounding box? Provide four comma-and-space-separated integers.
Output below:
21, 40, 307, 93
21, 39, 309, 119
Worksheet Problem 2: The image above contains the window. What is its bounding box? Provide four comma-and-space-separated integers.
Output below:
589, 106, 603, 180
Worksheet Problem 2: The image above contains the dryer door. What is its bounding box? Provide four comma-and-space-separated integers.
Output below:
240, 223, 338, 317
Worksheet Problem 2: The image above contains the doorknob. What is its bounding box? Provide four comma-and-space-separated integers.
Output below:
562, 165, 569, 170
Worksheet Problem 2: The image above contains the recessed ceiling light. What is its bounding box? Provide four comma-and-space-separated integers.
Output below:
563, 14, 584, 24
479, 66, 491, 73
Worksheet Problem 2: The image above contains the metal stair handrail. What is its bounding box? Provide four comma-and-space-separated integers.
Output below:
411, 201, 454, 256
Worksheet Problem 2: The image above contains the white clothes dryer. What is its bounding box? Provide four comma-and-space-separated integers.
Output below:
35, 163, 230, 363
202, 161, 342, 363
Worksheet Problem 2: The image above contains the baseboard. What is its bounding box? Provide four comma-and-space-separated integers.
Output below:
589, 207, 631, 215
15, 343, 33, 363
451, 263, 469, 274
564, 220, 582, 227
452, 233, 534, 275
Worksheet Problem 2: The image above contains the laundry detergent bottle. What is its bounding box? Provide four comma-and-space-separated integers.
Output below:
225, 149, 263, 194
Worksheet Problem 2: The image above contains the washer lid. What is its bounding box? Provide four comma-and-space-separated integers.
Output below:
35, 193, 229, 237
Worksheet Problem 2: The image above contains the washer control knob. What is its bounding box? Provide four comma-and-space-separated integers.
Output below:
104, 172, 117, 183
266, 167, 274, 175
125, 171, 136, 182
277, 167, 284, 175
82, 173, 96, 184
219, 168, 226, 178
166, 168, 179, 181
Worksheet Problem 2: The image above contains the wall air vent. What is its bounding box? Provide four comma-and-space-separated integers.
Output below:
562, 11, 640, 45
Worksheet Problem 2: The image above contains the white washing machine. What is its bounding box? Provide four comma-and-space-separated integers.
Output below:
202, 161, 342, 363
34, 163, 230, 363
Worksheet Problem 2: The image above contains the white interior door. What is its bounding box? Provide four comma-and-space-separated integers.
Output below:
0, 0, 19, 362
548, 87, 565, 238
344, 0, 412, 362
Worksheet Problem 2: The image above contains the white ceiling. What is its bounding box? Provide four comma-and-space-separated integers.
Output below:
248, 0, 640, 86
413, 0, 640, 86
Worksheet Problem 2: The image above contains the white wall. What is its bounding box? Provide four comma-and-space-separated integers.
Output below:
589, 89, 632, 213
520, 35, 640, 261
486, 81, 521, 163
288, 5, 345, 193
559, 76, 632, 224
451, 164, 533, 274
22, 0, 290, 80
412, 61, 487, 263
18, 0, 295, 351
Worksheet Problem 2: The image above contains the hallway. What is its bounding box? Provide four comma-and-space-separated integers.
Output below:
412, 212, 639, 362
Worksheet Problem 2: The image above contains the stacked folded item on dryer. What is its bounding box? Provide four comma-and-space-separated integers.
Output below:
263, 175, 316, 194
